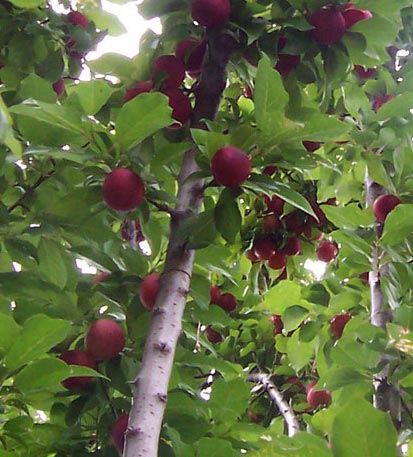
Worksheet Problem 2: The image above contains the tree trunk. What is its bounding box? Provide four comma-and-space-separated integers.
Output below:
124, 31, 238, 457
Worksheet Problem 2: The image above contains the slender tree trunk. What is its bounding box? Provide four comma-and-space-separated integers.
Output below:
365, 175, 401, 431
124, 31, 237, 457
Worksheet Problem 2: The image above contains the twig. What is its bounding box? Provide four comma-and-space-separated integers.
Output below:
8, 166, 55, 213
99, 378, 118, 420
247, 372, 300, 437
146, 198, 174, 215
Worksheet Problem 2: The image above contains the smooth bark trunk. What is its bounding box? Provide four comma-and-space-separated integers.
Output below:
124, 31, 237, 457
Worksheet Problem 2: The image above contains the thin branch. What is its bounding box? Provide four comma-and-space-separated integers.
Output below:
365, 173, 401, 430
247, 373, 300, 437
8, 165, 56, 213
99, 378, 118, 420
146, 198, 174, 215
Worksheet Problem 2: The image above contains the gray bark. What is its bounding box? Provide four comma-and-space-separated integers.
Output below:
365, 175, 401, 430
247, 373, 300, 437
124, 31, 238, 457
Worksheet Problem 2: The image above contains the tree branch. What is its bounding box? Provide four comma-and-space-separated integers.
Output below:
124, 31, 238, 457
365, 174, 401, 430
8, 166, 55, 213
247, 373, 300, 438
146, 198, 174, 215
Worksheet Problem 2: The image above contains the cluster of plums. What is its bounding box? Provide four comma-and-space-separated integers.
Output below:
121, 0, 232, 129
246, 193, 339, 277
52, 10, 89, 97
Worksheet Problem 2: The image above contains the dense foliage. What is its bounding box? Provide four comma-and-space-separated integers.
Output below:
1, 0, 413, 456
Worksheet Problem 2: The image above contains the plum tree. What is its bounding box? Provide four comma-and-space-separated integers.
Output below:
1, 1, 413, 456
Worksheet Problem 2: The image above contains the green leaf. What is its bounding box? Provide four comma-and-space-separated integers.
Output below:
14, 359, 106, 393
333, 232, 372, 261
190, 274, 211, 310
82, 7, 127, 36
365, 154, 393, 189
5, 315, 71, 371
163, 426, 194, 457
14, 358, 70, 393
246, 174, 316, 218
330, 341, 380, 370
191, 129, 228, 158
249, 432, 332, 456
286, 331, 315, 371
88, 53, 136, 78
10, 101, 84, 135
353, 14, 402, 61
178, 209, 217, 250
0, 94, 22, 157
254, 55, 289, 133
165, 392, 211, 443
319, 367, 368, 390
116, 92, 172, 150
19, 74, 56, 103
283, 305, 309, 332
37, 238, 68, 290
299, 114, 352, 142
263, 280, 302, 313
197, 438, 238, 457
381, 204, 413, 246
9, 0, 45, 7
72, 79, 113, 115
215, 189, 242, 243
176, 352, 241, 379
322, 204, 373, 229
0, 314, 20, 355
23, 145, 87, 164
208, 378, 250, 420
342, 83, 372, 117
331, 400, 398, 457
